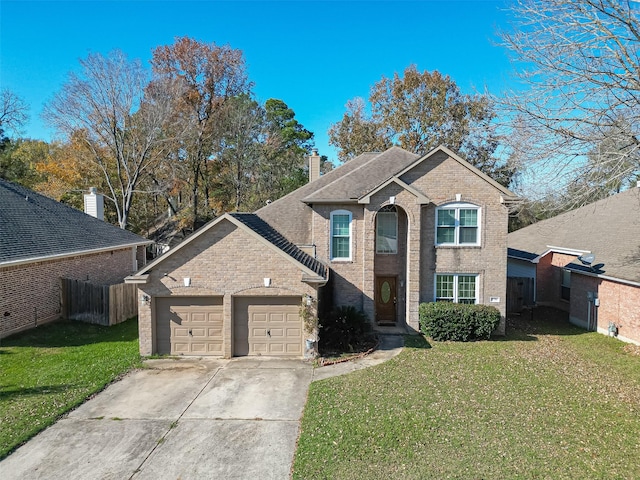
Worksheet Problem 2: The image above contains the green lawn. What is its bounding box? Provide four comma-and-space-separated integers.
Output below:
0, 318, 142, 459
294, 312, 640, 479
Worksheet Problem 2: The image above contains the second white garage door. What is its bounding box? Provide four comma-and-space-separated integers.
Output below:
234, 297, 303, 357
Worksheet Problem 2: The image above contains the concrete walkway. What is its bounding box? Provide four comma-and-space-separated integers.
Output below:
0, 335, 404, 480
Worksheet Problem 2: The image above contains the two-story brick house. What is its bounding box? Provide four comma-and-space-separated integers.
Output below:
126, 145, 517, 357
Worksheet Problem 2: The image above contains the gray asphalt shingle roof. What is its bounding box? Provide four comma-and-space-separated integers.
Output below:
507, 187, 640, 283
229, 213, 327, 279
0, 179, 151, 265
301, 147, 420, 202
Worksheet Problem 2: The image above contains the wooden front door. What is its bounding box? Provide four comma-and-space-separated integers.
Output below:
375, 276, 397, 325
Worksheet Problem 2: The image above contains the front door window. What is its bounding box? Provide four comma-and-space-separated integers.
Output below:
375, 276, 397, 325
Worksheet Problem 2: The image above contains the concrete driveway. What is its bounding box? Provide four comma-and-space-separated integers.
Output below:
1, 357, 313, 480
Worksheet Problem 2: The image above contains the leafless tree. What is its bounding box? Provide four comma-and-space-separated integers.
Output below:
499, 0, 640, 207
0, 89, 29, 136
43, 50, 173, 229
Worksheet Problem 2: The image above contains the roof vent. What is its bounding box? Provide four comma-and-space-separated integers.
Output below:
84, 187, 104, 221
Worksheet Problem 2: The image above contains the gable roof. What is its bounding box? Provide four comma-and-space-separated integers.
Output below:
508, 187, 640, 284
0, 179, 151, 267
131, 213, 327, 282
396, 145, 518, 200
256, 144, 517, 245
302, 147, 421, 203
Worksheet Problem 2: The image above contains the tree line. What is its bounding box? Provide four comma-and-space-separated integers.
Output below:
2, 0, 640, 234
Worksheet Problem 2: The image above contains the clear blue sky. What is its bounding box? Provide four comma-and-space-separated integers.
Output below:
1, 0, 515, 163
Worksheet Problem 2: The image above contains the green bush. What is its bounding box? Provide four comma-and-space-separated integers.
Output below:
419, 302, 500, 341
319, 306, 372, 352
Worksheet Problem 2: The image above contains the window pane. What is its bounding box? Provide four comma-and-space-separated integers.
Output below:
436, 275, 454, 300
458, 276, 476, 300
437, 209, 456, 226
459, 209, 477, 227
437, 227, 455, 244
377, 212, 397, 253
332, 236, 350, 258
459, 227, 478, 244
332, 215, 350, 236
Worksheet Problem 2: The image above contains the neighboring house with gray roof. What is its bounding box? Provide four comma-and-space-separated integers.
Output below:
126, 145, 517, 358
508, 186, 640, 344
0, 179, 152, 338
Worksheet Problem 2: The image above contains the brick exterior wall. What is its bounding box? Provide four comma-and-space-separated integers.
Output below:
535, 252, 577, 311
311, 151, 510, 334
1, 247, 141, 338
137, 219, 318, 356
570, 273, 640, 345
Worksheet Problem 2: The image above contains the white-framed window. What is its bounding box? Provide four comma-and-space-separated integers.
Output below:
436, 203, 481, 246
376, 205, 398, 254
561, 269, 571, 301
330, 210, 352, 261
435, 274, 478, 304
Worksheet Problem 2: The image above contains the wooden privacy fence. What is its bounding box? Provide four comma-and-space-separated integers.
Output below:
60, 278, 138, 326
507, 277, 535, 314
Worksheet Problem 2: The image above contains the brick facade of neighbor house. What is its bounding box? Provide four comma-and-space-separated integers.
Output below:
508, 187, 640, 345
570, 274, 640, 345
1, 178, 152, 339
535, 252, 578, 310
0, 247, 144, 338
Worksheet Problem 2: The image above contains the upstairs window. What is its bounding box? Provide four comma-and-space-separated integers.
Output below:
436, 203, 480, 246
330, 210, 352, 260
435, 274, 478, 304
376, 205, 398, 254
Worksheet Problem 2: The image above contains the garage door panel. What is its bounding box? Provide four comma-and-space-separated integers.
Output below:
156, 297, 224, 356
233, 297, 303, 357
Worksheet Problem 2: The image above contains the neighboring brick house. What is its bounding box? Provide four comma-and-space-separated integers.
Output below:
0, 179, 152, 338
126, 145, 517, 357
508, 186, 640, 345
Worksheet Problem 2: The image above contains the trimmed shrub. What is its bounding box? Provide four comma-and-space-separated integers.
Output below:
319, 306, 372, 352
419, 302, 500, 341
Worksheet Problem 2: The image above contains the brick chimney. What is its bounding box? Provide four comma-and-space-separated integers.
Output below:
309, 149, 321, 183
84, 187, 104, 221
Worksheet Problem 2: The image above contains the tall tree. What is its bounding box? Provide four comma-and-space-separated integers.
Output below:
260, 98, 315, 200
329, 66, 513, 186
210, 94, 265, 212
43, 50, 171, 229
151, 37, 252, 228
499, 0, 640, 207
0, 88, 29, 138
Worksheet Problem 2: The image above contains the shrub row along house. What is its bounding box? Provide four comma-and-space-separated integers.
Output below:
508, 186, 640, 345
0, 179, 151, 338
126, 145, 518, 357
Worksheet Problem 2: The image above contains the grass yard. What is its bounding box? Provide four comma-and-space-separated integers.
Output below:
293, 311, 640, 479
0, 318, 142, 459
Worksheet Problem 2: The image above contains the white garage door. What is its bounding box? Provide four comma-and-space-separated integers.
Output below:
234, 297, 302, 357
156, 297, 223, 356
